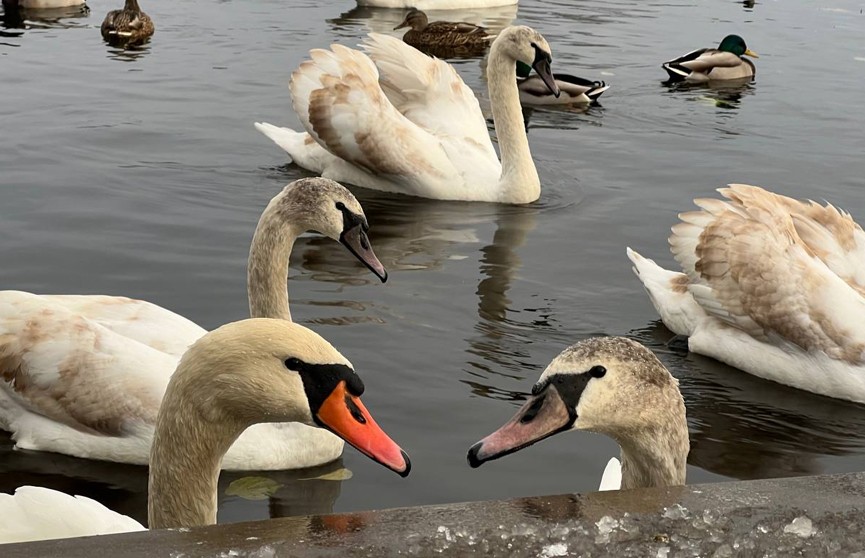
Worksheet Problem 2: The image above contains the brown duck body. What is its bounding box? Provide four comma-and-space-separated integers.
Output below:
101, 0, 154, 46
395, 8, 490, 50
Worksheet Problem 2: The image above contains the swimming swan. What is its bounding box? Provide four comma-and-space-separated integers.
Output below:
628, 183, 865, 403
468, 337, 689, 490
0, 319, 410, 544
255, 26, 560, 204
0, 178, 387, 469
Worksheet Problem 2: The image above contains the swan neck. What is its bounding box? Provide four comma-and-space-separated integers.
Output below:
148, 381, 246, 528
617, 416, 689, 490
487, 45, 540, 204
248, 207, 302, 321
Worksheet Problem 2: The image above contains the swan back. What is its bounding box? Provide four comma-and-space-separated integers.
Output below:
669, 184, 865, 363
0, 486, 144, 544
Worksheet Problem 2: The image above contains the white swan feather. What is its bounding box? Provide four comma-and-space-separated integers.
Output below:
0, 486, 145, 544
598, 457, 622, 491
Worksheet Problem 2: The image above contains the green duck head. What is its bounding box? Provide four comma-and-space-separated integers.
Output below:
717, 34, 759, 58
515, 60, 533, 79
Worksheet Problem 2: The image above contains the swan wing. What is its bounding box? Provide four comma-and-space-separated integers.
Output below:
289, 40, 462, 193
722, 184, 865, 294
669, 186, 865, 362
360, 33, 497, 160
0, 486, 144, 544
598, 457, 621, 491
40, 294, 205, 358
0, 291, 175, 441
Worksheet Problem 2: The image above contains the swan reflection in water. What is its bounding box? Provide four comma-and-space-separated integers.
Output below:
0, 430, 347, 525
1, 1, 89, 32
631, 322, 865, 481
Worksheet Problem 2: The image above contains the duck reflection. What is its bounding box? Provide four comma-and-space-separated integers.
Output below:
521, 104, 605, 133
327, 3, 517, 40
631, 322, 865, 481
0, 431, 347, 526
663, 77, 756, 110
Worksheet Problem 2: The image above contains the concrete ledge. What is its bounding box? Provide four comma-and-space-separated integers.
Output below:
5, 472, 865, 557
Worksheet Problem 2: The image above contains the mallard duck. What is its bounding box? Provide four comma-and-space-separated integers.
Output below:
662, 34, 757, 83
393, 8, 491, 50
628, 184, 865, 403
516, 60, 609, 105
359, 0, 517, 7
255, 27, 560, 204
468, 337, 689, 490
100, 0, 153, 46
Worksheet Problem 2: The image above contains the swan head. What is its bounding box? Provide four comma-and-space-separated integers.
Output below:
467, 337, 683, 467
268, 177, 387, 282
493, 26, 560, 98
166, 318, 410, 476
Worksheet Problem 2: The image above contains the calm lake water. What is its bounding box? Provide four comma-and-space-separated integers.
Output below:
2, 0, 865, 527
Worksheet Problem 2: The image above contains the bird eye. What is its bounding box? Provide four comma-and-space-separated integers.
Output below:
335, 201, 346, 211
285, 357, 302, 370
589, 365, 606, 378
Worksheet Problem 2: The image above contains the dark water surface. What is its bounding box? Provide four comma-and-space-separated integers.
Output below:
1, 0, 864, 527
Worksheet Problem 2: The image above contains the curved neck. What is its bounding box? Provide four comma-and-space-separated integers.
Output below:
487, 45, 541, 204
617, 414, 689, 490
247, 205, 303, 322
148, 381, 247, 528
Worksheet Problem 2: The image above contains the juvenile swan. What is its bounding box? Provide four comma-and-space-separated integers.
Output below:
255, 26, 560, 204
0, 178, 387, 469
628, 184, 865, 403
467, 337, 689, 490
0, 319, 410, 544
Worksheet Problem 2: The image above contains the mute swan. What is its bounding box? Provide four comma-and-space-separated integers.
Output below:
357, 0, 517, 9
254, 26, 560, 204
628, 184, 865, 403
0, 178, 388, 469
663, 34, 758, 83
393, 8, 491, 50
468, 337, 689, 490
0, 318, 410, 543
101, 0, 154, 46
516, 60, 609, 106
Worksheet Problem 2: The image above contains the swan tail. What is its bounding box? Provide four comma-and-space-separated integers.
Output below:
0, 486, 144, 544
598, 457, 621, 491
627, 247, 703, 336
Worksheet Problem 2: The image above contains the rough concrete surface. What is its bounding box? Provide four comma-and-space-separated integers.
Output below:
5, 472, 865, 557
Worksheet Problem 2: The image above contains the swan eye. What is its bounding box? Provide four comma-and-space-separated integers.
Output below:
335, 201, 346, 211
589, 365, 607, 379
285, 357, 302, 370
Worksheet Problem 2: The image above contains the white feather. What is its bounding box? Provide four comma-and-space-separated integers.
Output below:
0, 486, 144, 544
598, 457, 622, 491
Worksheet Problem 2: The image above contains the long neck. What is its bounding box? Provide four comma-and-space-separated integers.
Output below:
148, 383, 247, 529
486, 45, 541, 204
617, 417, 689, 490
247, 206, 303, 321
